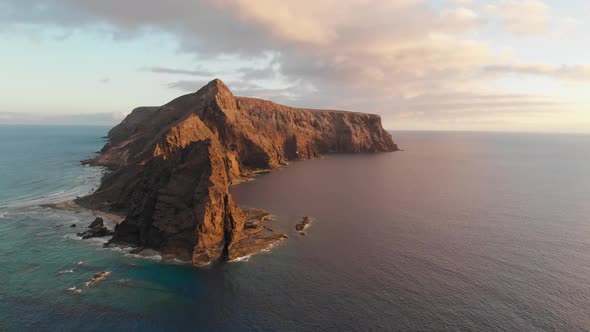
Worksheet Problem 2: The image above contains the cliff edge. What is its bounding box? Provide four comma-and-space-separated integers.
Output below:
77, 79, 398, 265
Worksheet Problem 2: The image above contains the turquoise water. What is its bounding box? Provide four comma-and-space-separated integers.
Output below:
0, 126, 219, 331
1, 126, 590, 331
0, 125, 106, 207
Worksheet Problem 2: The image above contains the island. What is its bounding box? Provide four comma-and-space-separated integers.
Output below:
75, 79, 398, 265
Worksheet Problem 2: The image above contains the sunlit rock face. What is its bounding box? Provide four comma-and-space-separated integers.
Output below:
78, 79, 398, 265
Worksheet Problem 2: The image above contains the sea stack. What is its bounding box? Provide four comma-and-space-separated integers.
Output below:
76, 79, 398, 265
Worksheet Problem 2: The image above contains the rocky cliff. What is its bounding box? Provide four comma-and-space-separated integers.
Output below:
77, 79, 398, 265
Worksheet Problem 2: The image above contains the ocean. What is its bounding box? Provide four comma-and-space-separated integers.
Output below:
1, 125, 590, 331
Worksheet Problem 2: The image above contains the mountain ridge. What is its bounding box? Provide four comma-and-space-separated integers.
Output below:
77, 79, 398, 265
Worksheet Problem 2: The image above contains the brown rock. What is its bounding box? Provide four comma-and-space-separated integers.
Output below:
88, 271, 110, 286
76, 217, 113, 239
89, 217, 104, 228
77, 227, 114, 239
295, 216, 312, 232
75, 79, 398, 265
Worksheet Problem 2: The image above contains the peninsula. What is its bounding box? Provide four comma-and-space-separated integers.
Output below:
76, 79, 398, 265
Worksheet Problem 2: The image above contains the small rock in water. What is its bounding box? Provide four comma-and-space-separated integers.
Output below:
89, 217, 104, 228
295, 216, 312, 232
77, 227, 114, 239
88, 271, 110, 286
77, 217, 113, 239
70, 224, 77, 228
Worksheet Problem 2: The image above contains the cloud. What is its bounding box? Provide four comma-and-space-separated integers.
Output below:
385, 91, 569, 131
166, 80, 209, 92
167, 78, 301, 103
440, 7, 479, 30
143, 66, 214, 76
450, 0, 474, 5
1, 0, 586, 130
484, 0, 582, 37
400, 92, 563, 114
1, 0, 491, 95
485, 0, 551, 36
484, 64, 590, 81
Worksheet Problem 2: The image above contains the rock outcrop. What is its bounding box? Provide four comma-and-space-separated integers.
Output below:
76, 217, 114, 239
76, 79, 398, 265
296, 216, 311, 234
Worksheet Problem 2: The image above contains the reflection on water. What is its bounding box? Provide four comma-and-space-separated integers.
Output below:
1, 129, 590, 331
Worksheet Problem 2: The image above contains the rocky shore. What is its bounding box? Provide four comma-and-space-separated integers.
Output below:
43, 200, 125, 224
73, 79, 398, 265
76, 217, 114, 239
296, 217, 312, 235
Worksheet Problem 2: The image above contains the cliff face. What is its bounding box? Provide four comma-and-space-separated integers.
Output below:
78, 79, 398, 265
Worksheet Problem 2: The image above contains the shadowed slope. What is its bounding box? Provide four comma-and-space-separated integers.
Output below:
77, 79, 398, 265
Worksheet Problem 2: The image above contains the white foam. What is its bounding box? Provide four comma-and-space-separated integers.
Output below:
87, 237, 109, 245
64, 234, 80, 240
262, 238, 285, 253
66, 286, 83, 294
123, 252, 163, 261
59, 269, 75, 274
230, 254, 252, 263
96, 244, 167, 262
0, 166, 106, 209
103, 246, 130, 253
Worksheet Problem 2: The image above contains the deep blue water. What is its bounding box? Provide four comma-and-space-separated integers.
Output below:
1, 126, 590, 331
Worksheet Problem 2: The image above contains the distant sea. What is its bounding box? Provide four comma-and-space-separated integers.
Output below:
1, 125, 590, 331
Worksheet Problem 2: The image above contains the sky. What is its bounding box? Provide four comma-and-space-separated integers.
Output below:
1, 0, 589, 132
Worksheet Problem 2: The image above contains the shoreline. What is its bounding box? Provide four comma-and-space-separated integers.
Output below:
44, 196, 287, 264
42, 200, 125, 225
38, 150, 289, 264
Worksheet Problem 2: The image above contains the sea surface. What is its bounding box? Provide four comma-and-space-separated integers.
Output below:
1, 126, 590, 331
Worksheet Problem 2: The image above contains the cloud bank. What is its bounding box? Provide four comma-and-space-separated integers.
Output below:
1, 0, 588, 131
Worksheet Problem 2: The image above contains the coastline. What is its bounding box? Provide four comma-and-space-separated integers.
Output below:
65, 79, 397, 265
42, 199, 125, 225
43, 191, 287, 263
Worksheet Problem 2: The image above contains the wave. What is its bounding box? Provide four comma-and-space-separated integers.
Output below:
170, 258, 191, 265
230, 255, 252, 263
123, 252, 163, 261
0, 166, 105, 209
66, 286, 83, 294
1, 186, 93, 209
91, 241, 166, 263
262, 241, 280, 252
